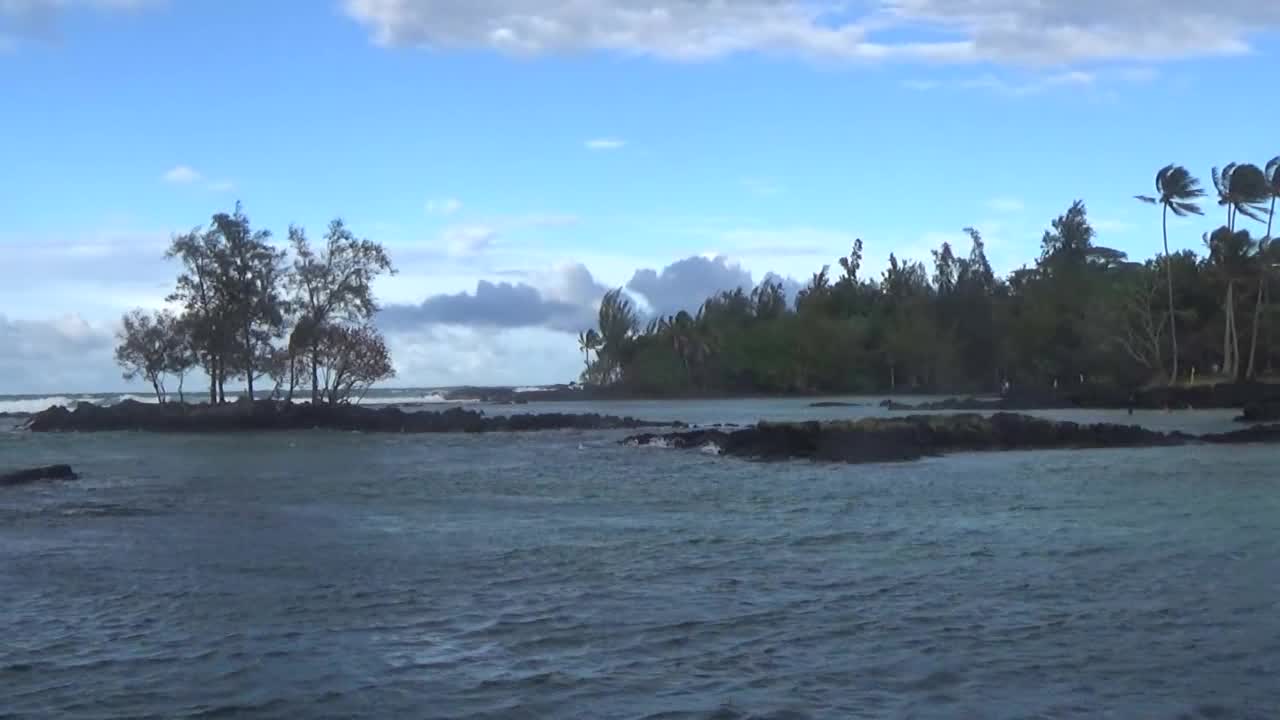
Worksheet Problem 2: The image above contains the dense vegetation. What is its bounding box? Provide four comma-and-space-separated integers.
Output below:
114, 203, 397, 405
579, 160, 1280, 397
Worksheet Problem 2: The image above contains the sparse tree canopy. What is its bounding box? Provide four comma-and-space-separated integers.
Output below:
115, 310, 188, 403
124, 203, 397, 404
312, 324, 396, 404
290, 219, 396, 403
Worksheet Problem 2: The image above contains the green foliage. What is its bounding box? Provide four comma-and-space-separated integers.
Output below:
582, 174, 1280, 395
130, 203, 395, 404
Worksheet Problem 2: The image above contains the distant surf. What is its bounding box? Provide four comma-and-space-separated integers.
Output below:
0, 394, 159, 414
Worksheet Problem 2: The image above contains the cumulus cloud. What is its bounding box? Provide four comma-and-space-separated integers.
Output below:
378, 263, 608, 334
341, 0, 1280, 65
378, 254, 803, 339
163, 165, 202, 184
0, 313, 115, 394
760, 272, 804, 306
627, 255, 754, 317
386, 325, 583, 387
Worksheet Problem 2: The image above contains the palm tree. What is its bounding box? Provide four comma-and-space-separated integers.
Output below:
1245, 157, 1280, 378
1212, 163, 1271, 232
1137, 164, 1206, 383
1267, 157, 1280, 236
577, 329, 601, 381
595, 289, 638, 384
1206, 227, 1258, 378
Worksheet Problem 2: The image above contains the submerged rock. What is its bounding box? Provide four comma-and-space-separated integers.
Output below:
24, 399, 680, 435
0, 465, 78, 486
626, 413, 1194, 464
885, 382, 1280, 413
1237, 400, 1280, 423
808, 401, 864, 408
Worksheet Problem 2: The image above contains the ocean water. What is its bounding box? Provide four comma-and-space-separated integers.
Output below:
2, 400, 1278, 719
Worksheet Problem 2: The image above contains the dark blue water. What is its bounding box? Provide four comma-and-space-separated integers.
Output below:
2, 401, 1279, 719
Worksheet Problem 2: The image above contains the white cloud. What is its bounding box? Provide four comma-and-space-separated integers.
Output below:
2, 0, 155, 46
585, 138, 626, 151
162, 165, 202, 184
0, 313, 115, 394
959, 70, 1095, 96
427, 197, 463, 215
341, 0, 1280, 65
441, 224, 498, 256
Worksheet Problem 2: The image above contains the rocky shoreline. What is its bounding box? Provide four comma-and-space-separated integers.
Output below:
881, 382, 1280, 414
22, 399, 680, 434
625, 412, 1280, 464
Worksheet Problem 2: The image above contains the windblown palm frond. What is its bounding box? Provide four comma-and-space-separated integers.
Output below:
1215, 163, 1271, 224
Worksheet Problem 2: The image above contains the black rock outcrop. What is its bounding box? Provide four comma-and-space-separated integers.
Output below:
1, 465, 78, 486
627, 413, 1200, 464
25, 399, 678, 434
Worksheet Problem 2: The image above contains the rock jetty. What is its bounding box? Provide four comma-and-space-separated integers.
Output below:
24, 399, 679, 434
884, 382, 1280, 413
626, 412, 1280, 464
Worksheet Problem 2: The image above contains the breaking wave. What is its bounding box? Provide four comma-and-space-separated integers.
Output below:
359, 393, 477, 406
0, 394, 158, 415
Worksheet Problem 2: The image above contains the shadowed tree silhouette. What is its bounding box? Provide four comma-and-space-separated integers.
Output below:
1205, 227, 1258, 378
1245, 156, 1280, 378
1137, 164, 1206, 383
1212, 163, 1271, 231
577, 329, 601, 381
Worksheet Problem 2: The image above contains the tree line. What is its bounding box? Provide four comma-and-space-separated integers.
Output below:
115, 203, 397, 404
579, 158, 1280, 397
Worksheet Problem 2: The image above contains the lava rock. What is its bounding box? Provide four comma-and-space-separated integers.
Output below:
626, 412, 1192, 464
1, 464, 78, 486
25, 400, 680, 435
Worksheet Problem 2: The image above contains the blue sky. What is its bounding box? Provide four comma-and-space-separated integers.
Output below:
3, 0, 1280, 393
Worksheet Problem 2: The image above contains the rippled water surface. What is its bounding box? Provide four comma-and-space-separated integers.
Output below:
2, 400, 1279, 719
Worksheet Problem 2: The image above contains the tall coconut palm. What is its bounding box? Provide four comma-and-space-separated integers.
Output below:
1212, 163, 1271, 232
1245, 157, 1280, 378
577, 329, 601, 381
1206, 227, 1258, 378
595, 289, 638, 384
1137, 164, 1206, 383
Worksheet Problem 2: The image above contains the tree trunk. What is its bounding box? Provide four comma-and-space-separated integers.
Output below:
1223, 283, 1234, 378
1223, 280, 1233, 376
152, 379, 162, 404
1162, 206, 1179, 384
1250, 197, 1277, 379
311, 345, 321, 404
1248, 281, 1266, 379
209, 356, 218, 404
178, 373, 185, 404
244, 325, 255, 402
